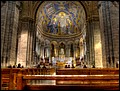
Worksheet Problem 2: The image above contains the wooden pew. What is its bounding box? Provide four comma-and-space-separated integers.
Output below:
25, 68, 55, 75
56, 68, 119, 75
1, 68, 26, 90
16, 69, 119, 90
25, 84, 119, 90
1, 68, 119, 90
1, 68, 16, 90
56, 68, 119, 86
1, 68, 55, 76
1, 68, 55, 90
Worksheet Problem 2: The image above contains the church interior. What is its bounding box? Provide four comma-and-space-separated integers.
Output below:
1, 1, 119, 90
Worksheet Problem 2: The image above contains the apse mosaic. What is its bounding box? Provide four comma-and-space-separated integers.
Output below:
36, 1, 86, 35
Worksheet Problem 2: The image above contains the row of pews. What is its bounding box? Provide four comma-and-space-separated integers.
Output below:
56, 68, 119, 75
1, 68, 119, 90
1, 68, 55, 90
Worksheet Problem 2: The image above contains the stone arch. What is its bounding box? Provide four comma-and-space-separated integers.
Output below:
51, 41, 58, 46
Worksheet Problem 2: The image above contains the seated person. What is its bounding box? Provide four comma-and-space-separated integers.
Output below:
8, 64, 12, 68
17, 63, 21, 68
92, 65, 95, 68
13, 65, 16, 68
68, 65, 70, 68
83, 64, 87, 68
37, 64, 40, 68
65, 65, 68, 68
71, 64, 75, 68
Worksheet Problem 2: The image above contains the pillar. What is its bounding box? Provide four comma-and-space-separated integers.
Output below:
98, 1, 118, 68
16, 17, 35, 67
1, 1, 20, 67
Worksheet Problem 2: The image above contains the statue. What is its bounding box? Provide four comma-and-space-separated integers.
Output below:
60, 48, 64, 55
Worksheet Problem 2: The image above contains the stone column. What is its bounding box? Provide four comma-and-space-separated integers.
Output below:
16, 17, 35, 67
65, 45, 70, 57
93, 20, 103, 68
35, 38, 40, 64
98, 1, 118, 68
68, 45, 71, 57
1, 2, 8, 67
86, 17, 96, 67
86, 16, 103, 68
1, 1, 20, 67
40, 43, 44, 58
55, 45, 59, 57
44, 45, 49, 58
80, 40, 83, 58
47, 45, 51, 57
73, 44, 76, 59
86, 21, 90, 67
74, 44, 78, 58
47, 46, 51, 61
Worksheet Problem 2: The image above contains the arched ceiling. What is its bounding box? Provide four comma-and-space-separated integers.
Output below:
36, 1, 86, 37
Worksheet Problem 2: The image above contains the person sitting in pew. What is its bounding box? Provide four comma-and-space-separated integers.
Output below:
17, 63, 21, 68
92, 65, 95, 68
65, 65, 68, 68
68, 65, 70, 68
21, 65, 24, 68
37, 64, 41, 68
8, 64, 12, 68
71, 64, 75, 68
13, 65, 16, 68
83, 64, 87, 68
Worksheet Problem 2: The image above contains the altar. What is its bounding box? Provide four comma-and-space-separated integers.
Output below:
52, 56, 73, 68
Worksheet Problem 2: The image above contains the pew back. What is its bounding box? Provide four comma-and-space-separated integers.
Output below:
56, 68, 119, 75
1, 68, 55, 90
1, 68, 119, 90
1, 68, 16, 90
17, 74, 119, 90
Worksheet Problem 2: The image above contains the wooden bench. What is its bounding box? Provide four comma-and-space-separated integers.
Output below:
1, 68, 17, 90
56, 68, 119, 87
25, 84, 119, 90
16, 70, 119, 90
56, 68, 119, 75
1, 68, 55, 75
1, 68, 119, 90
1, 68, 55, 90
